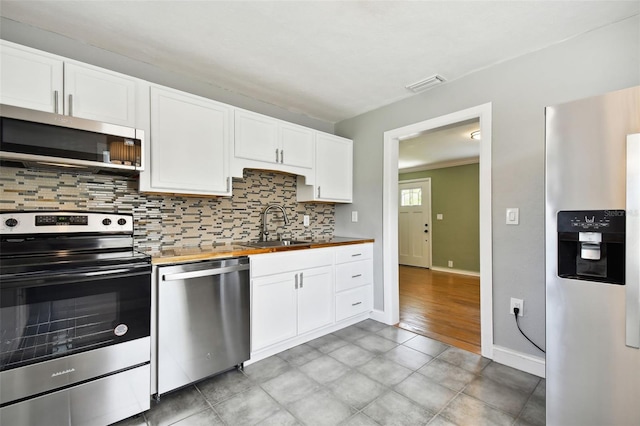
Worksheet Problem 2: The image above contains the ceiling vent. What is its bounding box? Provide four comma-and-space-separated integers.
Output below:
405, 74, 446, 93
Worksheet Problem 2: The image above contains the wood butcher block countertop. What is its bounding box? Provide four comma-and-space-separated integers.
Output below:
151, 237, 374, 265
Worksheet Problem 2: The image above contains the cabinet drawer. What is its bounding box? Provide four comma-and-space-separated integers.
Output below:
336, 285, 372, 322
335, 244, 372, 264
335, 259, 373, 292
251, 248, 333, 278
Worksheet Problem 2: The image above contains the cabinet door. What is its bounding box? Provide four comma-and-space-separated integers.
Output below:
315, 134, 353, 202
150, 87, 231, 195
252, 273, 298, 351
234, 109, 279, 164
279, 122, 313, 169
64, 63, 137, 127
0, 42, 63, 113
297, 266, 334, 335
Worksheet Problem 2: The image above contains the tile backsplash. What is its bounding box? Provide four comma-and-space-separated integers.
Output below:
0, 166, 335, 254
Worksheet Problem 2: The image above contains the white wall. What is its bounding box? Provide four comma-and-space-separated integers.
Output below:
0, 17, 333, 133
334, 16, 640, 356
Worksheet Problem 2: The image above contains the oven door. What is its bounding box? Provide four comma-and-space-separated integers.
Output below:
0, 261, 151, 405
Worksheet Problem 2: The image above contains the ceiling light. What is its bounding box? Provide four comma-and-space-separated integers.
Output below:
470, 130, 481, 140
405, 75, 446, 93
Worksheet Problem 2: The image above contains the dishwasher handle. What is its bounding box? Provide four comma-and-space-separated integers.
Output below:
162, 263, 249, 281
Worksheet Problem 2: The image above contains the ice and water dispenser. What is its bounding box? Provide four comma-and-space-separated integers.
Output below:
557, 210, 625, 284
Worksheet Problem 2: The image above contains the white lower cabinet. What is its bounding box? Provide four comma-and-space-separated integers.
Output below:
249, 243, 373, 359
297, 266, 334, 334
336, 285, 372, 321
334, 243, 373, 321
252, 272, 298, 350
251, 249, 334, 352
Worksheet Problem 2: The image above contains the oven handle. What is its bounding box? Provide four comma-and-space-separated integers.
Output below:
162, 264, 249, 281
0, 263, 151, 289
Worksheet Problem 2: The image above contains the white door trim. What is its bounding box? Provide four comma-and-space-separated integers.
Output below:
398, 178, 432, 268
382, 103, 493, 359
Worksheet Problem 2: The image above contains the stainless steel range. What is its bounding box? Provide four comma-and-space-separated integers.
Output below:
0, 211, 151, 426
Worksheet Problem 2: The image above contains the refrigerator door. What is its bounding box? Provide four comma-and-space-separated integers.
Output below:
545, 86, 640, 426
627, 134, 640, 348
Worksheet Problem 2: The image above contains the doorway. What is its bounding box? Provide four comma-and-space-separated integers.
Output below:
380, 103, 493, 359
398, 179, 432, 268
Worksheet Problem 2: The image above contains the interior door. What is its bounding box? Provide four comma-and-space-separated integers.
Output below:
399, 179, 431, 268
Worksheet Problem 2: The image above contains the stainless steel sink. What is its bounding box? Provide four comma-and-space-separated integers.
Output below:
242, 239, 312, 248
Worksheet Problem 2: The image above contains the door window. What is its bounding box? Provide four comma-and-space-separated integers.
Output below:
401, 188, 422, 207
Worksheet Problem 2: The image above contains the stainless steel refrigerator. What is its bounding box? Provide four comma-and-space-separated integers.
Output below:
545, 85, 640, 425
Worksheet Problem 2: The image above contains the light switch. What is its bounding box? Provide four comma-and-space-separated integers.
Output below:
436, 214, 443, 220
351, 211, 358, 222
506, 208, 519, 225
303, 215, 310, 227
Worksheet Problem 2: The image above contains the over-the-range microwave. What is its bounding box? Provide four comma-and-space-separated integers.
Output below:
0, 104, 144, 175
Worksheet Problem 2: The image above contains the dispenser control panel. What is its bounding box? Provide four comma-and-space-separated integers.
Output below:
557, 210, 625, 232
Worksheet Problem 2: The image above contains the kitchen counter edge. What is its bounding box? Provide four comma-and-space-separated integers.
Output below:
151, 237, 375, 266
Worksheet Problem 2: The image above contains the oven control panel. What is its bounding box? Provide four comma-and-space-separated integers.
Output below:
36, 215, 89, 226
0, 211, 133, 234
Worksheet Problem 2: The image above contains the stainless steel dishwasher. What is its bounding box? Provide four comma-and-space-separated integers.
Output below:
157, 256, 250, 396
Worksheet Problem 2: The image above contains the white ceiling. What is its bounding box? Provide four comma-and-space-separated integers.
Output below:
399, 119, 480, 172
1, 1, 637, 124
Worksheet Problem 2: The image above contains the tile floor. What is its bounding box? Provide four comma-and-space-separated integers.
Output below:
116, 320, 545, 426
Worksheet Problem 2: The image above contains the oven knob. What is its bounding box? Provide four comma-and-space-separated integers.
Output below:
102, 218, 112, 226
117, 218, 127, 226
5, 218, 18, 227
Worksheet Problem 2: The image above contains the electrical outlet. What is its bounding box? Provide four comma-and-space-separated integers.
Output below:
303, 215, 310, 227
510, 297, 524, 316
448, 260, 453, 267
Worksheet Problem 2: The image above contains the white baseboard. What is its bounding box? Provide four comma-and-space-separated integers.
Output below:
492, 345, 545, 378
369, 309, 391, 324
430, 266, 480, 277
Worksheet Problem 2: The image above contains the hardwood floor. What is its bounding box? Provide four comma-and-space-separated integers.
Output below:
397, 265, 481, 354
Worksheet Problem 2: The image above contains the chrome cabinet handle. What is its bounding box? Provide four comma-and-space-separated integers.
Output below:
317, 186, 321, 198
352, 274, 362, 278
295, 273, 298, 289
275, 148, 279, 163
68, 94, 73, 116
352, 301, 362, 306
300, 272, 304, 288
280, 149, 284, 163
227, 177, 231, 192
351, 253, 362, 257
54, 90, 59, 114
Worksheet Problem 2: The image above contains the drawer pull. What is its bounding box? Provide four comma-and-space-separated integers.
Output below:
351, 253, 362, 257
352, 274, 362, 278
352, 301, 362, 306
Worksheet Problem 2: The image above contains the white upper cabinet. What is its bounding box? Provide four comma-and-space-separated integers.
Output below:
234, 109, 279, 163
233, 109, 314, 173
279, 122, 314, 169
63, 62, 137, 127
297, 133, 353, 203
0, 42, 63, 113
0, 41, 138, 127
144, 86, 232, 196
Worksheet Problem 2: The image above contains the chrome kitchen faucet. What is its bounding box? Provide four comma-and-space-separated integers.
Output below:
261, 204, 290, 241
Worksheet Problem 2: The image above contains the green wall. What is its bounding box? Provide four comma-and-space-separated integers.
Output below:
400, 163, 479, 272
